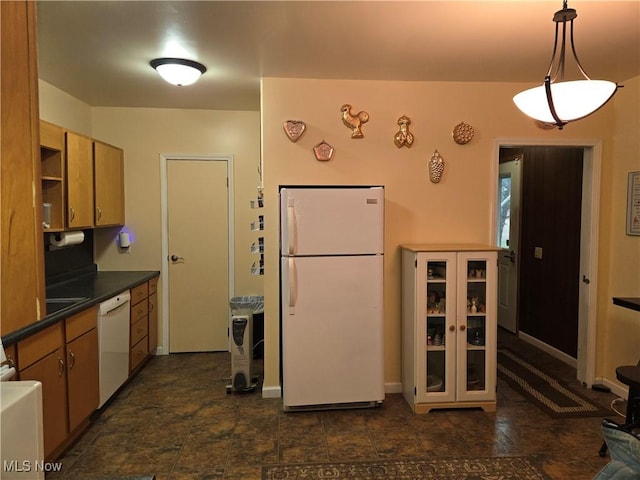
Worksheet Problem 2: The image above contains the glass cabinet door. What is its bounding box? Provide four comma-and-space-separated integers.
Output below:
417, 252, 457, 403
457, 251, 497, 402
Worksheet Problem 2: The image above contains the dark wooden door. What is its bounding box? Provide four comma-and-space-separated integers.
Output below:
509, 146, 584, 358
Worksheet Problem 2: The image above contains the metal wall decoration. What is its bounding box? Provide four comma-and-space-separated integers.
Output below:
340, 104, 369, 139
313, 140, 334, 162
283, 120, 307, 142
394, 115, 414, 148
452, 122, 474, 145
428, 150, 445, 183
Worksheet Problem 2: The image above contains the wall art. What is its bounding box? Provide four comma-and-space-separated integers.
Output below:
341, 104, 369, 139
428, 150, 445, 183
283, 120, 306, 142
313, 140, 334, 162
394, 115, 414, 148
452, 122, 475, 145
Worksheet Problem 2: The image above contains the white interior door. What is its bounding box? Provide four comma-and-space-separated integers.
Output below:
497, 156, 522, 333
167, 159, 229, 352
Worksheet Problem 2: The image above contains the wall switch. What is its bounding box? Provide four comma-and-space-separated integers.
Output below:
534, 246, 543, 259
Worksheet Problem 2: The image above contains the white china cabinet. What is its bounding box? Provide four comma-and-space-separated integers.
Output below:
401, 244, 499, 413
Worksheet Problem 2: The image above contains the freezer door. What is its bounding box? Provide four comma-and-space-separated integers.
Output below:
280, 187, 384, 255
281, 255, 384, 408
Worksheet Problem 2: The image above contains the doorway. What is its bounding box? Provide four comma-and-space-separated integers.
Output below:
492, 139, 602, 386
497, 154, 523, 334
160, 155, 235, 353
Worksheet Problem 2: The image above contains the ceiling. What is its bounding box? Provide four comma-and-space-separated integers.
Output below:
36, 1, 640, 112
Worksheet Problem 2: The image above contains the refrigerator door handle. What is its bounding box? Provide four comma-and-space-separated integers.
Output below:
288, 257, 297, 314
287, 200, 296, 255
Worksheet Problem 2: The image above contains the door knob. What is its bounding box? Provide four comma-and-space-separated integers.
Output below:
509, 250, 516, 263
170, 254, 184, 262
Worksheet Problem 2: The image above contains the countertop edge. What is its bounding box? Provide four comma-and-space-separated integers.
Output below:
2, 270, 160, 347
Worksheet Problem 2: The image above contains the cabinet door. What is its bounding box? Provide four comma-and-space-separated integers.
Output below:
66, 131, 94, 228
0, 0, 46, 335
19, 348, 68, 459
416, 252, 457, 403
67, 328, 99, 432
148, 291, 158, 355
456, 251, 498, 402
93, 141, 124, 226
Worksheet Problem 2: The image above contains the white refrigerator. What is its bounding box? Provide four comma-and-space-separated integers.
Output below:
280, 186, 384, 410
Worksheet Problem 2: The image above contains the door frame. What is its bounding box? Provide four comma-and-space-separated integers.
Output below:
490, 138, 602, 387
158, 154, 235, 355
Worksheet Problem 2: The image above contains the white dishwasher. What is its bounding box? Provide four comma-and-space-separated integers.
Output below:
98, 290, 131, 408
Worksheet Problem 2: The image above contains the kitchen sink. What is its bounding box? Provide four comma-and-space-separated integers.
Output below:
45, 297, 88, 315
46, 297, 88, 303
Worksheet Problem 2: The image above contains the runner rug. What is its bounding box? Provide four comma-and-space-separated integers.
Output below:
263, 456, 547, 479
497, 348, 611, 419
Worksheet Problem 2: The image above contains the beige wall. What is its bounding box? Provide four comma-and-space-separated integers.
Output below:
260, 76, 637, 394
601, 75, 640, 380
39, 80, 92, 135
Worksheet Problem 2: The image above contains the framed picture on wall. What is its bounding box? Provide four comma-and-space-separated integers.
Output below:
627, 171, 640, 236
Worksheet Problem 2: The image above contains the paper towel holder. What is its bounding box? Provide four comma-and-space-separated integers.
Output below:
118, 232, 131, 249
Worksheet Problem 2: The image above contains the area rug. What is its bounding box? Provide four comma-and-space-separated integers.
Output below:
263, 456, 546, 479
497, 348, 611, 419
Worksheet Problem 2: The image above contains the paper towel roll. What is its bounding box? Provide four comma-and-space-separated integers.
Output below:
50, 231, 85, 247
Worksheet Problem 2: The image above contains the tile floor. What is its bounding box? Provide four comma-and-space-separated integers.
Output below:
48, 331, 625, 480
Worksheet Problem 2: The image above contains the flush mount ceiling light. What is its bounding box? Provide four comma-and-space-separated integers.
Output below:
150, 58, 207, 86
513, 1, 620, 130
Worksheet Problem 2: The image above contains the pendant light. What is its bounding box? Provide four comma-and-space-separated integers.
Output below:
513, 1, 620, 130
150, 58, 207, 86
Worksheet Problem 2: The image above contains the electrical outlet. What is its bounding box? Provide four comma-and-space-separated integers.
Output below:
534, 247, 543, 259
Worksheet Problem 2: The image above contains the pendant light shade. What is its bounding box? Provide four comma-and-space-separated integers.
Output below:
150, 58, 206, 86
513, 1, 620, 129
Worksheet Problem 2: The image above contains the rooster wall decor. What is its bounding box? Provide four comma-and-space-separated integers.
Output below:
341, 104, 369, 139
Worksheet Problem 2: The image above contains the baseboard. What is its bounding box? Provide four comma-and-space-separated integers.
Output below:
595, 376, 628, 400
385, 382, 402, 394
518, 331, 577, 368
261, 384, 282, 399
261, 383, 401, 399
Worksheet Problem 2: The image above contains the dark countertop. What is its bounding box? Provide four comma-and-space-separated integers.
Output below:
2, 270, 159, 346
613, 297, 640, 313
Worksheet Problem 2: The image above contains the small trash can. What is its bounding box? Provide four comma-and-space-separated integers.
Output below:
229, 296, 264, 359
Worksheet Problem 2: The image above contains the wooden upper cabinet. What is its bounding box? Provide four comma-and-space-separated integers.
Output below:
40, 120, 66, 231
1, 0, 46, 334
65, 131, 94, 229
94, 140, 124, 226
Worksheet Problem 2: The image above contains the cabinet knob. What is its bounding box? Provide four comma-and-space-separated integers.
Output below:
459, 325, 466, 332
96, 206, 102, 220
68, 351, 76, 369
69, 207, 76, 222
449, 325, 455, 332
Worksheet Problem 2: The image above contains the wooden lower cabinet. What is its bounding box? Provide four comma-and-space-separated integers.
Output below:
130, 282, 149, 373
17, 307, 99, 460
148, 277, 159, 355
65, 308, 99, 433
18, 323, 68, 460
